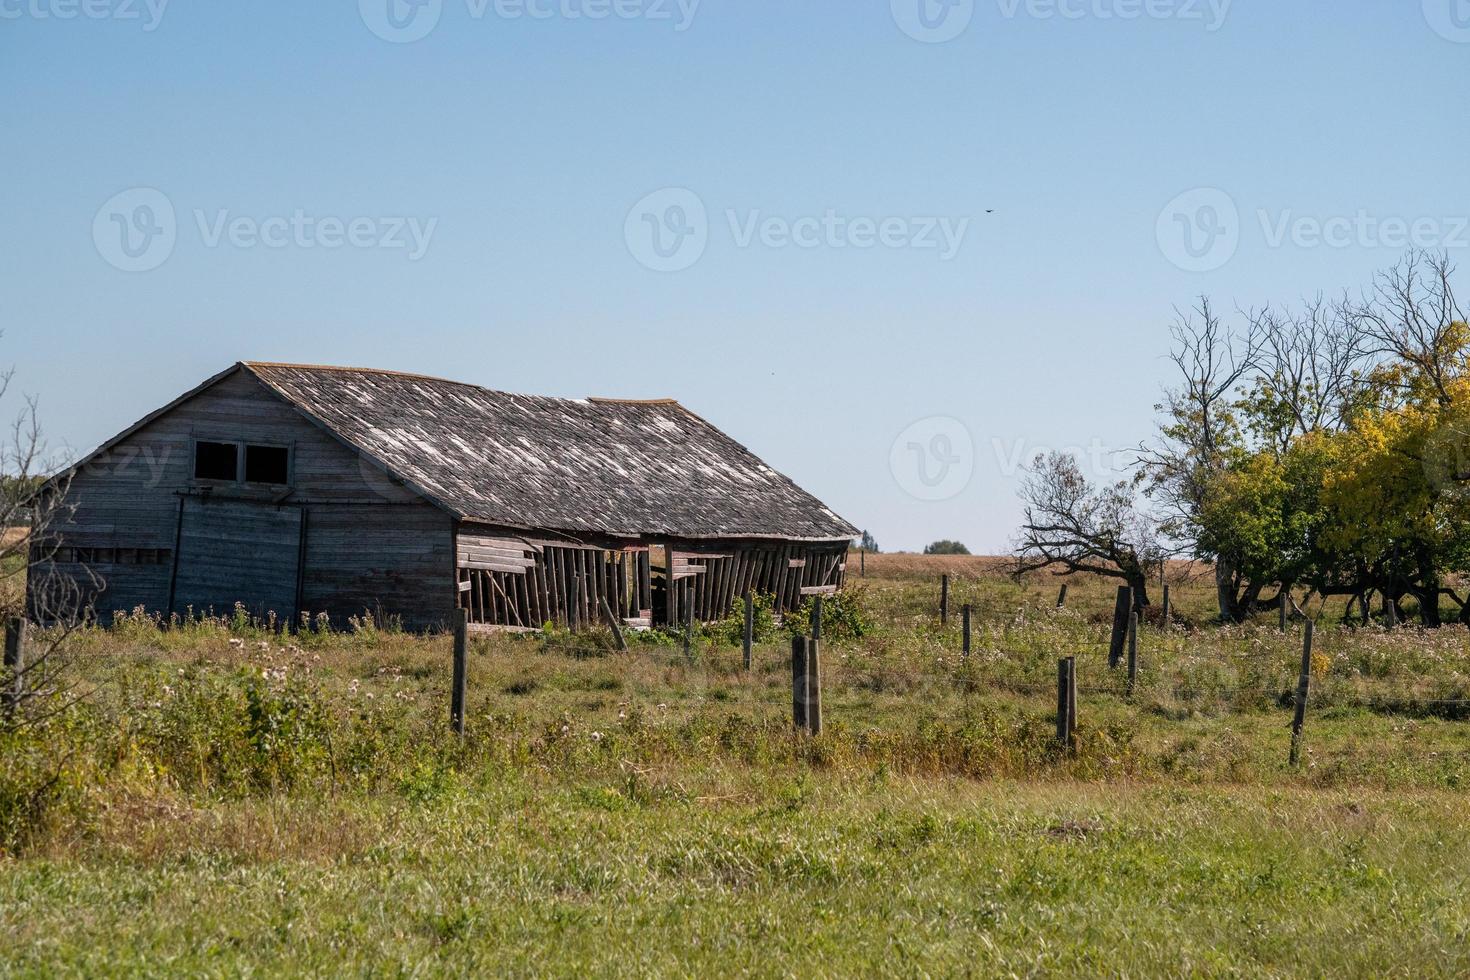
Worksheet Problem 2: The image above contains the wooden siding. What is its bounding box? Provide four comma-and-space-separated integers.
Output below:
30, 369, 455, 630
172, 497, 301, 621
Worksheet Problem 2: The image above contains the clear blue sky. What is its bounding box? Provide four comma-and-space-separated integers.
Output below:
4, 0, 1469, 552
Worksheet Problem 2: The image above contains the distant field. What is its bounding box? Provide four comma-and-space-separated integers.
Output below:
4, 558, 1470, 975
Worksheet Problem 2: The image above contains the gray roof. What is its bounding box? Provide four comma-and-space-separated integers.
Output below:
243, 362, 856, 541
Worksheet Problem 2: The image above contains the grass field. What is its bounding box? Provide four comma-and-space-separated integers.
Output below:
4, 555, 1470, 975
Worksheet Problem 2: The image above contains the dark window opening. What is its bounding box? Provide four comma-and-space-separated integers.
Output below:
245, 444, 290, 485
195, 441, 238, 481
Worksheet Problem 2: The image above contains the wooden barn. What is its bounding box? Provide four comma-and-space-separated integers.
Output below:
29, 362, 857, 632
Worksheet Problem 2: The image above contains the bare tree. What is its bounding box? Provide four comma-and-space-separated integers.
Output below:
1247, 295, 1369, 449
1011, 452, 1164, 609
1348, 250, 1468, 408
0, 366, 88, 730
1135, 298, 1263, 621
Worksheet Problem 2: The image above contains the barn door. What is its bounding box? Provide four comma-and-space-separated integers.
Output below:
171, 497, 303, 622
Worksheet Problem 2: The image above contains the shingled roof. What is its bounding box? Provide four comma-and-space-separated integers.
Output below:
241, 362, 856, 542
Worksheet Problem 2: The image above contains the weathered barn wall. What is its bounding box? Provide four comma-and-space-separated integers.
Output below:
31, 370, 455, 630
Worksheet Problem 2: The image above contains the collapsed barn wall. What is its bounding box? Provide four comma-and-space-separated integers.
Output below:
454, 523, 848, 631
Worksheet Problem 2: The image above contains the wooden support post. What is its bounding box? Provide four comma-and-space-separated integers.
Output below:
791, 635, 809, 731
742, 589, 754, 671
599, 597, 627, 651
569, 571, 581, 631
683, 594, 693, 660
1161, 583, 1170, 630
806, 636, 822, 736
1126, 610, 1138, 695
810, 594, 823, 642
962, 604, 972, 657
450, 608, 468, 736
940, 574, 949, 626
1108, 586, 1132, 668
3, 618, 26, 720
1056, 583, 1068, 608
1289, 621, 1314, 767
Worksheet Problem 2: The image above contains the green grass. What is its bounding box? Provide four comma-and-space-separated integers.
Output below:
4, 559, 1470, 975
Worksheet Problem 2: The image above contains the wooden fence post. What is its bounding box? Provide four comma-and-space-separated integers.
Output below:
1056, 584, 1068, 608
600, 598, 627, 651
742, 589, 753, 671
1056, 658, 1069, 748
1279, 591, 1288, 631
1385, 597, 1398, 629
1108, 586, 1132, 668
940, 574, 949, 626
3, 618, 26, 721
683, 599, 694, 660
860, 547, 866, 578
1126, 610, 1138, 695
1068, 656, 1077, 741
450, 608, 468, 736
1161, 583, 1170, 630
811, 594, 823, 642
1056, 657, 1076, 751
962, 604, 971, 657
791, 635, 809, 731
807, 635, 822, 736
1289, 621, 1314, 767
